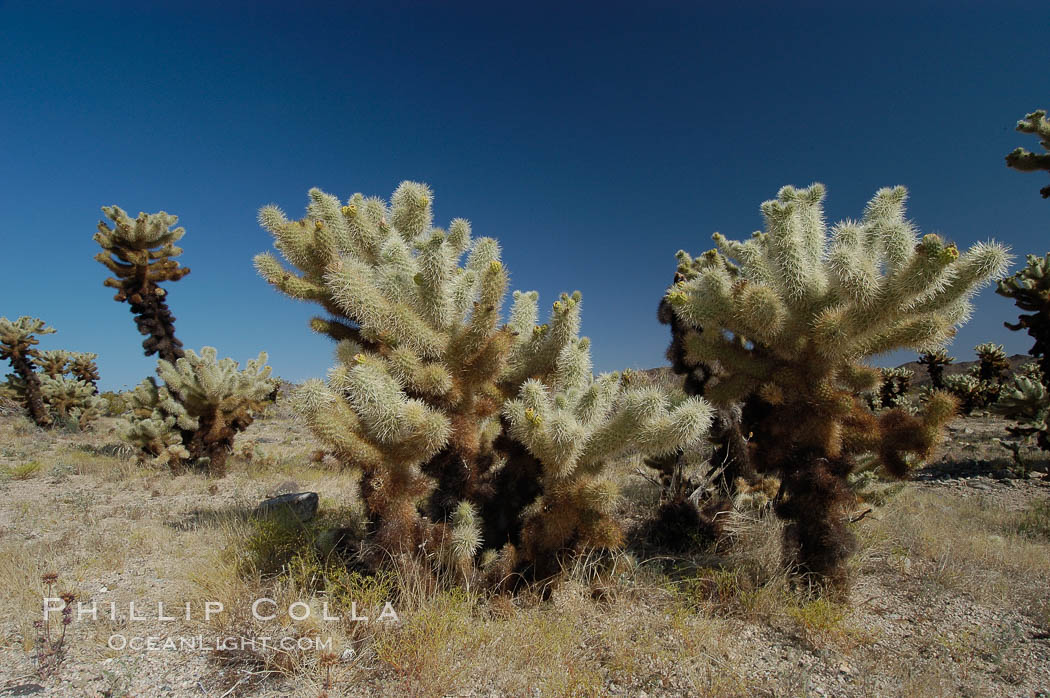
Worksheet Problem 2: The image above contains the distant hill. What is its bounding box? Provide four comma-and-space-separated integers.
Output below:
636, 353, 1035, 392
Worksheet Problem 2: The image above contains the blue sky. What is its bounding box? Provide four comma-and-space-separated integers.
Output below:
2, 1, 1048, 391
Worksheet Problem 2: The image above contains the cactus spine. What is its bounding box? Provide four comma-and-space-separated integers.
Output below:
665, 183, 1009, 587
258, 182, 712, 579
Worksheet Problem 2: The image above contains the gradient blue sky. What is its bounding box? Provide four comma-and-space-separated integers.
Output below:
2, 1, 1048, 391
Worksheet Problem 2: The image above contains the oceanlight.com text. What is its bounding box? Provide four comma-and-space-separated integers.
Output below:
106, 634, 334, 652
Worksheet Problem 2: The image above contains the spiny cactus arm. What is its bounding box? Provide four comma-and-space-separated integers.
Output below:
39, 375, 96, 418
120, 378, 194, 463
505, 379, 713, 479
0, 316, 56, 360
68, 353, 100, 389
339, 355, 451, 460
574, 388, 714, 471
94, 207, 190, 283
1005, 110, 1050, 198
324, 261, 447, 357
871, 391, 958, 477
995, 374, 1049, 422
446, 259, 509, 361
307, 317, 381, 351
382, 345, 455, 399
998, 253, 1050, 380
156, 348, 275, 409
443, 501, 483, 574
503, 291, 584, 385
33, 350, 72, 378
292, 380, 386, 468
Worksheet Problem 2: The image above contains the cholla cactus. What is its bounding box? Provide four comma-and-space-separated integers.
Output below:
122, 378, 193, 466
994, 366, 1049, 452
1005, 109, 1050, 198
876, 367, 913, 409
68, 353, 100, 391
39, 375, 104, 430
0, 316, 56, 426
975, 342, 1010, 383
34, 350, 71, 378
0, 376, 23, 402
665, 183, 1009, 586
998, 253, 1050, 382
943, 373, 985, 415
918, 349, 954, 390
158, 347, 275, 476
94, 206, 190, 363
123, 348, 276, 476
100, 390, 127, 417
259, 182, 712, 578
941, 342, 1010, 412
504, 340, 712, 567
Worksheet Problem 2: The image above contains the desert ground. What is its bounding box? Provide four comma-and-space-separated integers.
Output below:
0, 397, 1048, 697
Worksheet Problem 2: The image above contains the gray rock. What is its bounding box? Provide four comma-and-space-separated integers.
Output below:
255, 492, 318, 522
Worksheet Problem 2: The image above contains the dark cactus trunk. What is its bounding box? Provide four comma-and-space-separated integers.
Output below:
775, 451, 857, 591
11, 353, 51, 427
119, 280, 185, 364
928, 364, 945, 390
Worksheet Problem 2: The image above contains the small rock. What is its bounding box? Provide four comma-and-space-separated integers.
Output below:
255, 492, 319, 522
3, 685, 45, 696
